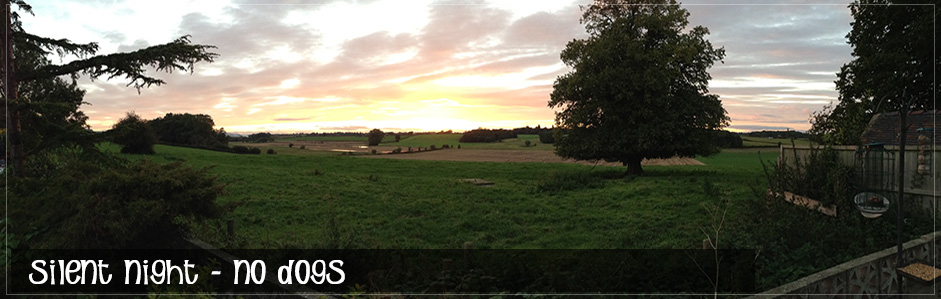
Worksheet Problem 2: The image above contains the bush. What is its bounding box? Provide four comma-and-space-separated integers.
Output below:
300, 145, 306, 149
246, 132, 274, 143
266, 148, 276, 154
538, 130, 555, 144
371, 149, 377, 155
231, 146, 261, 154
231, 146, 249, 154
289, 143, 294, 148
770, 146, 853, 206
111, 112, 157, 155
722, 146, 933, 289
9, 158, 224, 248
392, 147, 402, 154
430, 145, 436, 150
367, 129, 384, 146
524, 140, 532, 147
442, 144, 449, 149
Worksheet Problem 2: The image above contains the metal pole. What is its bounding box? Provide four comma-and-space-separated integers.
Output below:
896, 99, 908, 296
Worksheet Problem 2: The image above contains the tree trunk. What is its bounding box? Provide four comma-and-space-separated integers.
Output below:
623, 156, 644, 175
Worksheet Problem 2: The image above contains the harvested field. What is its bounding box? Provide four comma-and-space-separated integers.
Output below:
359, 148, 704, 166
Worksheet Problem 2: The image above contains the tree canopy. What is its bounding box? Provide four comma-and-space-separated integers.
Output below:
149, 113, 228, 149
810, 0, 939, 145
1, 1, 217, 176
549, 0, 727, 175
367, 129, 384, 146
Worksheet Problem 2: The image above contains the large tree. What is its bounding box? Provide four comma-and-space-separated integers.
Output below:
550, 0, 727, 175
810, 0, 939, 145
1, 1, 217, 176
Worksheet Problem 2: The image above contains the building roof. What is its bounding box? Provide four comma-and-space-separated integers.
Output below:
860, 110, 939, 146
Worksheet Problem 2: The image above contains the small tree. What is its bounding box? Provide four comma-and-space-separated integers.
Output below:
111, 112, 156, 154
367, 129, 384, 146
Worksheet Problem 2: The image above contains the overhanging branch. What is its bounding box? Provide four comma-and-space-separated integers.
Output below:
19, 35, 217, 91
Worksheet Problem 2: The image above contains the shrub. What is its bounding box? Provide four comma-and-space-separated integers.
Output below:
367, 129, 384, 146
442, 144, 449, 149
392, 147, 402, 154
538, 130, 555, 144
371, 149, 378, 155
770, 146, 853, 206
9, 158, 224, 248
722, 146, 934, 289
300, 145, 306, 149
246, 132, 274, 143
111, 112, 157, 155
430, 145, 437, 150
524, 140, 532, 147
266, 149, 276, 154
289, 143, 294, 148
231, 146, 261, 154
231, 145, 249, 154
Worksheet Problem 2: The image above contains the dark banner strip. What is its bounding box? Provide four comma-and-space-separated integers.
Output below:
9, 249, 755, 295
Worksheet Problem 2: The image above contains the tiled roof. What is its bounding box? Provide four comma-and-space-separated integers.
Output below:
860, 110, 939, 146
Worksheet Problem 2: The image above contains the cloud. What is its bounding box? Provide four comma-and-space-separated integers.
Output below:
319, 126, 369, 131
46, 0, 855, 133
116, 39, 150, 52
728, 125, 802, 132
273, 117, 312, 121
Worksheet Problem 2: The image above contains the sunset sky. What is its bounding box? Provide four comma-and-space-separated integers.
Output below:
26, 0, 856, 134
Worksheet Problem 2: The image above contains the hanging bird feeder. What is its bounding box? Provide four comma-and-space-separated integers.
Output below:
853, 192, 889, 218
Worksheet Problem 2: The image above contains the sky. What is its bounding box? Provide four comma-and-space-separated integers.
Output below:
24, 0, 857, 134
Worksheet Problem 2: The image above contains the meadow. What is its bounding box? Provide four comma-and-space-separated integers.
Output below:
742, 136, 814, 148
102, 142, 777, 250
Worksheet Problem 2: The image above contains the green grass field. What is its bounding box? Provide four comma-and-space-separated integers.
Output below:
742, 136, 813, 148
385, 133, 547, 150
102, 143, 775, 250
